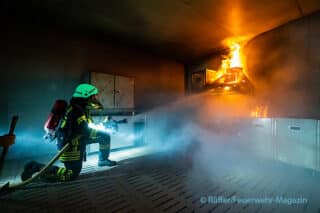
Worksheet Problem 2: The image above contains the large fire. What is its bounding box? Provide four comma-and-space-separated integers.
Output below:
227, 41, 243, 68
206, 39, 268, 118
206, 41, 246, 85
226, 41, 269, 118
206, 41, 248, 89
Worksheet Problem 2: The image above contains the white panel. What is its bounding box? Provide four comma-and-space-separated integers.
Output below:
275, 118, 317, 170
90, 72, 115, 108
250, 118, 273, 159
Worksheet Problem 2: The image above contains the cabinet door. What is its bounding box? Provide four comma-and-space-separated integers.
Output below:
90, 72, 115, 108
115, 75, 134, 109
275, 118, 317, 170
249, 118, 273, 159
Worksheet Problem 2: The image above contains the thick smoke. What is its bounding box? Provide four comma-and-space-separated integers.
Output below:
243, 16, 320, 118
145, 92, 262, 166
143, 90, 317, 197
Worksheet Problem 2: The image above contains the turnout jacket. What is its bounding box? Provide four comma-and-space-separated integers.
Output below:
57, 98, 92, 162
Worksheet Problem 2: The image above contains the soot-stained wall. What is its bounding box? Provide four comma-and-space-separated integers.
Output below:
244, 11, 320, 118
1, 25, 184, 159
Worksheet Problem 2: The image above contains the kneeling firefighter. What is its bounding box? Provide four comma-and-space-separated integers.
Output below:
21, 83, 116, 182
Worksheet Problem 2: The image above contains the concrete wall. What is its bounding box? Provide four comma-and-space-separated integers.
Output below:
0, 25, 184, 159
244, 11, 320, 118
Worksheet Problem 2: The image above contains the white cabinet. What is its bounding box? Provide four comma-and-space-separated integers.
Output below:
90, 72, 134, 110
250, 118, 274, 159
86, 115, 147, 153
275, 118, 318, 171
247, 118, 320, 171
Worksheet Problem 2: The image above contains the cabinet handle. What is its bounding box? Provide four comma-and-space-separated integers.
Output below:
254, 124, 264, 128
289, 126, 301, 131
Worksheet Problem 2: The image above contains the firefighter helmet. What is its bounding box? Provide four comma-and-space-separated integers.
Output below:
73, 83, 98, 98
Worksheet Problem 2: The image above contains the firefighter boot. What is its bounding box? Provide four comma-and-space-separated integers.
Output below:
98, 158, 117, 167
97, 148, 117, 167
97, 134, 117, 167
21, 161, 44, 181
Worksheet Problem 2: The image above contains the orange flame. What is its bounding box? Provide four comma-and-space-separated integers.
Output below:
230, 42, 242, 68
250, 105, 268, 118
213, 41, 245, 84
206, 39, 247, 85
220, 41, 244, 71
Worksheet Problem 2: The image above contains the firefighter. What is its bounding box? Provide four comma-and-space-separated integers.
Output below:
21, 83, 116, 182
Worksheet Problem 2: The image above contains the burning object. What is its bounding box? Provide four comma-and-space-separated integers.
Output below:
204, 40, 269, 118
206, 42, 253, 95
207, 67, 253, 94
250, 105, 268, 118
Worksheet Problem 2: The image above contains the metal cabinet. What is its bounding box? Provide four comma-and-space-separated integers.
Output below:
90, 72, 134, 109
274, 118, 318, 171
115, 75, 134, 109
90, 72, 114, 108
242, 118, 320, 171
86, 115, 146, 154
250, 118, 274, 159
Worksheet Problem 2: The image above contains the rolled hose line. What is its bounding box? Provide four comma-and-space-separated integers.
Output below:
0, 143, 70, 195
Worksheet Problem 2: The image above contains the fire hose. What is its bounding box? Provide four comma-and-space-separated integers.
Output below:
0, 143, 70, 196
0, 118, 127, 196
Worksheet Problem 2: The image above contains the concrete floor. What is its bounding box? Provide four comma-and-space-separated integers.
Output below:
0, 146, 320, 213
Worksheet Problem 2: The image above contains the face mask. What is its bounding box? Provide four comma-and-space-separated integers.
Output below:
86, 96, 103, 110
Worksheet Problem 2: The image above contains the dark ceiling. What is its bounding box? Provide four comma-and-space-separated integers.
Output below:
3, 0, 320, 63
